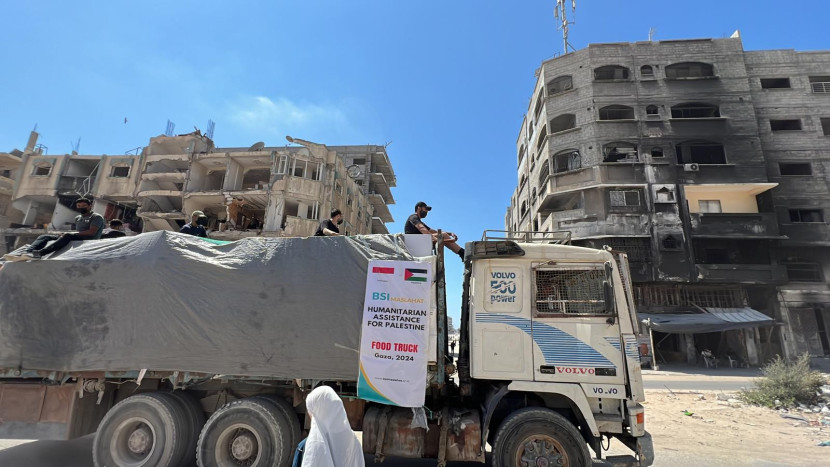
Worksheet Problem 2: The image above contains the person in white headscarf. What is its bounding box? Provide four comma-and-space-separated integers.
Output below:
302, 385, 365, 467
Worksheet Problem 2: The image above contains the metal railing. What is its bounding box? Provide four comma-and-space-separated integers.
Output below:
481, 230, 572, 244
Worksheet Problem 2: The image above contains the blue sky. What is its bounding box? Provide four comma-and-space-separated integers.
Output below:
1, 1, 827, 325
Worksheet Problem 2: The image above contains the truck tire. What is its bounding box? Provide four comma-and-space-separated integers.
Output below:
168, 390, 207, 467
491, 407, 591, 467
250, 395, 301, 451
93, 392, 189, 467
196, 397, 295, 467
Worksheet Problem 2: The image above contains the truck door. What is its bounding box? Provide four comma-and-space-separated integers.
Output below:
469, 259, 534, 381
529, 262, 627, 396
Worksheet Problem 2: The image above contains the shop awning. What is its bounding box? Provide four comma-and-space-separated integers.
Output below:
640, 307, 774, 334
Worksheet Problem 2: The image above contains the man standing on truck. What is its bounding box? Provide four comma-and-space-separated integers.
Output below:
4, 197, 105, 261
180, 211, 208, 237
405, 201, 464, 259
314, 209, 343, 236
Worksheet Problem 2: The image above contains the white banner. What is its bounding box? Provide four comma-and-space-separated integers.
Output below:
358, 260, 432, 407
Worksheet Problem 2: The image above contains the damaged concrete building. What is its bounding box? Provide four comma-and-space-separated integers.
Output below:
1, 131, 396, 248
506, 36, 830, 365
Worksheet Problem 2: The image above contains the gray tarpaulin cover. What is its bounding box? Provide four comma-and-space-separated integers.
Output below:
0, 231, 417, 381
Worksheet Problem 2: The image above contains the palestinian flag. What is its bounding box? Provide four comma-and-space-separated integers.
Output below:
404, 268, 428, 282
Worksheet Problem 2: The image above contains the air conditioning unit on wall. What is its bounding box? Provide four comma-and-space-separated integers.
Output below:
683, 163, 700, 172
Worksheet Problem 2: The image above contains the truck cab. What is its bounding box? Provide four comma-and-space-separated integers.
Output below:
458, 231, 653, 466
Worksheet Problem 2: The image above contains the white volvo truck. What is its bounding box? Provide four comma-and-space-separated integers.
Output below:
0, 230, 653, 466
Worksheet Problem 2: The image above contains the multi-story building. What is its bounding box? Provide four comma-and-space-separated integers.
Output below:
506, 36, 830, 365
2, 131, 396, 247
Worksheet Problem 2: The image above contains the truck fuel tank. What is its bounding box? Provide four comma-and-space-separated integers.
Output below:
362, 406, 483, 462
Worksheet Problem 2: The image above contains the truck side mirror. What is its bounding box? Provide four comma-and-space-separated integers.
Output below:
603, 280, 616, 324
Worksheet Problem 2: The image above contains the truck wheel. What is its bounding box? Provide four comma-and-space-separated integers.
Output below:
491, 407, 590, 467
169, 390, 207, 466
93, 392, 189, 467
250, 395, 301, 450
196, 398, 294, 467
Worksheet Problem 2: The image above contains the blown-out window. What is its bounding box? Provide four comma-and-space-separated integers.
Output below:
32, 162, 52, 176
550, 114, 576, 133
594, 65, 630, 81
535, 267, 608, 315
553, 150, 581, 173
547, 75, 573, 95
671, 103, 720, 119
665, 62, 715, 79
110, 165, 130, 177
599, 105, 635, 120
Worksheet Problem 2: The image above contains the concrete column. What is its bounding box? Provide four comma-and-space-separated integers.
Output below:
744, 328, 761, 365
20, 200, 38, 225
684, 333, 698, 365
776, 303, 799, 360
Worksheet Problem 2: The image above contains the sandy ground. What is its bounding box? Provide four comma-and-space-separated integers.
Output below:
626, 390, 830, 466
2, 389, 829, 466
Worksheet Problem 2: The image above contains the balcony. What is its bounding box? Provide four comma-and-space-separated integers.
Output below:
282, 216, 319, 237
780, 223, 830, 246
371, 217, 390, 234
690, 213, 781, 238
541, 164, 647, 199
369, 172, 395, 203
272, 176, 322, 199
678, 164, 769, 184
555, 212, 650, 240
368, 193, 394, 223
695, 264, 787, 284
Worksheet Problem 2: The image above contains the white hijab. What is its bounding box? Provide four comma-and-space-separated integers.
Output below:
302, 386, 365, 467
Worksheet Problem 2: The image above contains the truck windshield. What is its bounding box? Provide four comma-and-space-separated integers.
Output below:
534, 267, 609, 315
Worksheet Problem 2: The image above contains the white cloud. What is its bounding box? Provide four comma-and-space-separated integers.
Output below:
228, 96, 352, 140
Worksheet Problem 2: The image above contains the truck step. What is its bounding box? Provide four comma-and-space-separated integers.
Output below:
604, 455, 639, 466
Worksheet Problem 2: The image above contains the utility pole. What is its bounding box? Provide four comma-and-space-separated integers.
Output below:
554, 0, 577, 54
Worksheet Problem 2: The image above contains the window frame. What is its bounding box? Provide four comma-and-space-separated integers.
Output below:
593, 65, 631, 81
532, 264, 611, 317
760, 78, 791, 89
785, 261, 824, 282
770, 119, 802, 132
109, 165, 131, 178
610, 190, 641, 208
779, 162, 812, 176
665, 62, 716, 79
31, 163, 53, 177
598, 105, 636, 121
789, 209, 825, 223
698, 200, 723, 214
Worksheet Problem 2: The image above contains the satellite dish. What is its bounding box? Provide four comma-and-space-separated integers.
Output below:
249, 142, 265, 151
346, 164, 362, 179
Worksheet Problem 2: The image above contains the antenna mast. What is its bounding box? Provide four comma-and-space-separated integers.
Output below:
554, 0, 577, 54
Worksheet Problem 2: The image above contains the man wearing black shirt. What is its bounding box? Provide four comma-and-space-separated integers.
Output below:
314, 209, 343, 236
405, 201, 464, 260
180, 211, 208, 237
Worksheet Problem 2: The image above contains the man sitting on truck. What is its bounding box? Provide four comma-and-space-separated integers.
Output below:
180, 211, 208, 237
314, 209, 343, 236
405, 201, 464, 260
3, 197, 105, 261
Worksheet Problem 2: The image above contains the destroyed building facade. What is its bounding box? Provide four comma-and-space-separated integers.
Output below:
506, 36, 830, 364
1, 132, 396, 247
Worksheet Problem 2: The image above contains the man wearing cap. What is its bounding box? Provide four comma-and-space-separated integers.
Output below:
180, 211, 208, 237
405, 201, 465, 260
3, 197, 105, 260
